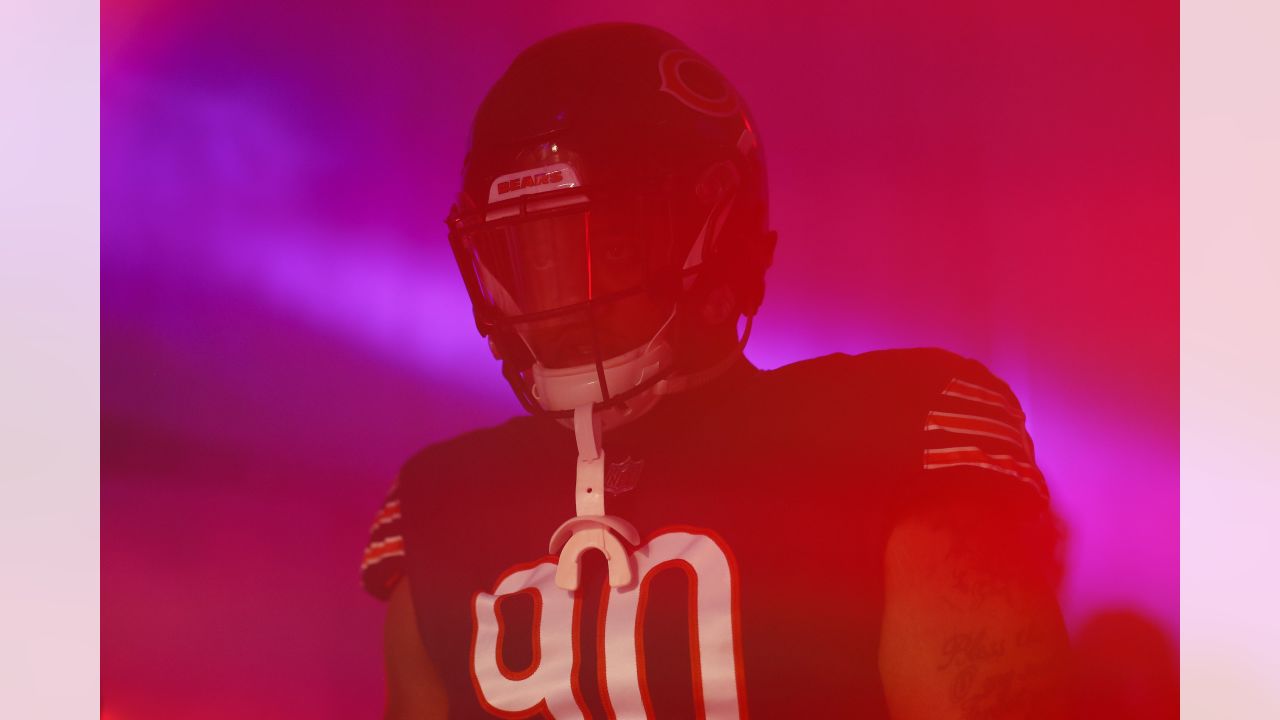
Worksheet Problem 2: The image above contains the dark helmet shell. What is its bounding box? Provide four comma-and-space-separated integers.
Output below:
459, 23, 771, 303
447, 23, 776, 415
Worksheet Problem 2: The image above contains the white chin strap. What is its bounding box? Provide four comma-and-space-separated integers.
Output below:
547, 405, 640, 591
538, 312, 753, 592
535, 319, 671, 591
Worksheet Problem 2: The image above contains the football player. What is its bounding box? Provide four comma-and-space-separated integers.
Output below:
363, 23, 1071, 719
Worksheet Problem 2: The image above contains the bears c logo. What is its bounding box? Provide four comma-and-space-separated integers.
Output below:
658, 49, 741, 118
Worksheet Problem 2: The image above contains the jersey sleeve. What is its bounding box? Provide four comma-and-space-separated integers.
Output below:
360, 478, 406, 601
894, 353, 1063, 588
895, 353, 1053, 519
921, 368, 1047, 499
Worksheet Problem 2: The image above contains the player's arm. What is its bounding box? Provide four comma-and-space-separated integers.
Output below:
383, 579, 449, 720
878, 498, 1072, 720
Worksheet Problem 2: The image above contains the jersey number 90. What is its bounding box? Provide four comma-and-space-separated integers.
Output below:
471, 529, 746, 719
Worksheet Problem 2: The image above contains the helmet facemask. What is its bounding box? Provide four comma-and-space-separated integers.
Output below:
449, 177, 697, 421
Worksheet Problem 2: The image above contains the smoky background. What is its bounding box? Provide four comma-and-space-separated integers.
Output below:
102, 1, 1176, 717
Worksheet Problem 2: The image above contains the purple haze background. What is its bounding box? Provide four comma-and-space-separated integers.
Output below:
102, 1, 1177, 717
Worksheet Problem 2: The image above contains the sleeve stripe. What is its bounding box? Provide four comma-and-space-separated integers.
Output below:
924, 410, 1026, 450
360, 480, 406, 601
361, 535, 405, 571
941, 378, 1025, 420
369, 499, 402, 532
923, 446, 1047, 499
925, 446, 1035, 472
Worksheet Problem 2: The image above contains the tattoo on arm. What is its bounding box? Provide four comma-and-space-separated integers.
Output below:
935, 534, 1066, 717
884, 499, 1070, 719
936, 624, 1065, 719
947, 563, 1014, 611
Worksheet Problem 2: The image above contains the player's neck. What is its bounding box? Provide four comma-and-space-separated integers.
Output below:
602, 352, 758, 444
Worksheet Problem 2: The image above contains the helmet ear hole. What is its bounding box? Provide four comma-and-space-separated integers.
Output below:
694, 160, 740, 206
701, 285, 737, 325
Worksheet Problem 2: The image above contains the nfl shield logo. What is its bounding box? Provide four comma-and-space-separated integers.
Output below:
605, 456, 644, 496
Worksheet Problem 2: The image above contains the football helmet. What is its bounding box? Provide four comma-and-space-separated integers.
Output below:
447, 23, 776, 425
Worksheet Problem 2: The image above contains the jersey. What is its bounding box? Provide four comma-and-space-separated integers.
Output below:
361, 348, 1053, 719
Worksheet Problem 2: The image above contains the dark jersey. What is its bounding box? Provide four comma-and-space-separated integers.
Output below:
362, 349, 1052, 719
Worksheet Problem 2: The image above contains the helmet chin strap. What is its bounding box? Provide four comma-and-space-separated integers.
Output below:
547, 404, 640, 591
543, 314, 754, 592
